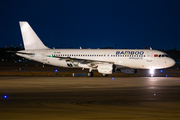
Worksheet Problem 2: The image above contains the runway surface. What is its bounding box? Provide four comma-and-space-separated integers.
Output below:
0, 77, 180, 120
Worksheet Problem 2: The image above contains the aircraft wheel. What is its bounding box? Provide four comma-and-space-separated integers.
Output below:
86, 72, 94, 77
102, 74, 108, 77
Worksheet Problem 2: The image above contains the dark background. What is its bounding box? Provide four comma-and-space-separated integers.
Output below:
0, 0, 180, 49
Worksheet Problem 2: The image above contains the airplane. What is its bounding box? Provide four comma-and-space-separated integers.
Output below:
14, 21, 175, 77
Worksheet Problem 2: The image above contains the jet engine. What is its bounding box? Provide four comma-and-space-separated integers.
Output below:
120, 69, 138, 74
97, 64, 116, 74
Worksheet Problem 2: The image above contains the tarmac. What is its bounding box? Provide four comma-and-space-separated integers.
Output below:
0, 77, 180, 120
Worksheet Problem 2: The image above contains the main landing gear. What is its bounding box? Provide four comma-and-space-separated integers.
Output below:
86, 68, 94, 77
102, 73, 108, 77
86, 68, 109, 77
86, 72, 94, 77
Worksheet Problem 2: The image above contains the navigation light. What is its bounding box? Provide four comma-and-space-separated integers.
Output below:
4, 95, 7, 99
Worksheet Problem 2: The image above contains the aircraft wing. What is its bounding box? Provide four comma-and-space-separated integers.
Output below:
47, 55, 114, 64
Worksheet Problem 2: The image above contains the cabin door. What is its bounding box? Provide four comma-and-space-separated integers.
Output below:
147, 50, 153, 62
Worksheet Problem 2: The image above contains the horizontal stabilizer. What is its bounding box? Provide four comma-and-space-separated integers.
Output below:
7, 51, 35, 55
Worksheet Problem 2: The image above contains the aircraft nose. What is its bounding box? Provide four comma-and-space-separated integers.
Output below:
170, 58, 176, 67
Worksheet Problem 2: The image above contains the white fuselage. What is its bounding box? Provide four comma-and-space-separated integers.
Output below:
16, 22, 176, 76
17, 49, 175, 70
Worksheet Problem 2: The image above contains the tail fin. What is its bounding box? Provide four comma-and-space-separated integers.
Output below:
19, 21, 49, 50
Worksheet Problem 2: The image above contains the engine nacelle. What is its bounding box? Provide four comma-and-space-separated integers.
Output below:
120, 69, 137, 74
97, 64, 115, 74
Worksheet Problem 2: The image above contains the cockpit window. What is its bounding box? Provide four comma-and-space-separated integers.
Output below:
158, 54, 169, 57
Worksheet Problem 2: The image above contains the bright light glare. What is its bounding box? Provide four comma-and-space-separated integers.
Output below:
4, 95, 7, 99
112, 78, 114, 80
150, 68, 155, 75
166, 75, 168, 77
55, 69, 58, 72
160, 70, 163, 73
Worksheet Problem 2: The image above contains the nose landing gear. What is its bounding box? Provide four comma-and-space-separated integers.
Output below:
150, 68, 155, 77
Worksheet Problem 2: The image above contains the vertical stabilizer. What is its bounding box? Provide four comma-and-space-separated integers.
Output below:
19, 21, 49, 50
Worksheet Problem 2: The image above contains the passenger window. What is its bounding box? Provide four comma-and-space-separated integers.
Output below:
162, 55, 165, 57
159, 55, 161, 57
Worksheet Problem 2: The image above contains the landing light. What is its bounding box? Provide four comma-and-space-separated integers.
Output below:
149, 68, 155, 77
150, 68, 154, 75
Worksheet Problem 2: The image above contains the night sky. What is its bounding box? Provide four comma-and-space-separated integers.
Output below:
0, 0, 180, 50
